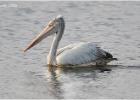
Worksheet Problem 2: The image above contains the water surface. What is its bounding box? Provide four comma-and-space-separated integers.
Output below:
0, 1, 140, 99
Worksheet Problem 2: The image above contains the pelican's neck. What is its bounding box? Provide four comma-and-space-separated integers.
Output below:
47, 34, 61, 65
47, 18, 65, 65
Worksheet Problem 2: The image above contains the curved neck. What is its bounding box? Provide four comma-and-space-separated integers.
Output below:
47, 20, 65, 65
47, 34, 61, 65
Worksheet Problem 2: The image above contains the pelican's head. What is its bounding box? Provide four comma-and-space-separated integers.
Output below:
23, 15, 65, 52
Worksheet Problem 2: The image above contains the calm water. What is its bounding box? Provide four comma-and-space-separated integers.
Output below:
0, 1, 140, 99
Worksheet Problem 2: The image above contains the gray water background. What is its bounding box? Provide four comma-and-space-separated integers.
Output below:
0, 1, 140, 99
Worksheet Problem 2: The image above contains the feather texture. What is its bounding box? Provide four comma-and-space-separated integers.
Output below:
56, 42, 113, 65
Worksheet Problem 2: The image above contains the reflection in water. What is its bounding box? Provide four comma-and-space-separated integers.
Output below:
45, 66, 64, 99
45, 65, 118, 99
46, 65, 114, 78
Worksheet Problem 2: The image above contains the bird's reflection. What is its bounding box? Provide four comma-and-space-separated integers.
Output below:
46, 65, 118, 79
45, 65, 64, 99
45, 65, 118, 99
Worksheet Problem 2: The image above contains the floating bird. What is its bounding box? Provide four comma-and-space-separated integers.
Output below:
24, 15, 117, 66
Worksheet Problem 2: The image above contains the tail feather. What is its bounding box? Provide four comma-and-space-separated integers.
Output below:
104, 52, 117, 61
104, 52, 113, 59
111, 58, 118, 60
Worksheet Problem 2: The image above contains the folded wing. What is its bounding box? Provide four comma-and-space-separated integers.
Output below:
56, 42, 113, 65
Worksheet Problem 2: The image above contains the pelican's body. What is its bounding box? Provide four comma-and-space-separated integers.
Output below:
56, 42, 115, 66
24, 15, 117, 66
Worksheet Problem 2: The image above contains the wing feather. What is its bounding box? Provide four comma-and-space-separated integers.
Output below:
56, 42, 111, 65
57, 43, 78, 56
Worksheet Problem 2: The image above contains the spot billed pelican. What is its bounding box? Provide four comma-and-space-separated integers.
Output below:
24, 15, 117, 66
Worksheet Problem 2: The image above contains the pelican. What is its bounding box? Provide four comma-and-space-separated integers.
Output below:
24, 15, 117, 66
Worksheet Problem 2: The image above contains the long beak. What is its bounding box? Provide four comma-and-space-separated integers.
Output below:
23, 25, 55, 52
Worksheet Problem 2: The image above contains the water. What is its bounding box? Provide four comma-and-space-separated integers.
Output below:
0, 1, 140, 99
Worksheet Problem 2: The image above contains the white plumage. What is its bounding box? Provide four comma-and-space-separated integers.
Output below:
24, 15, 117, 66
57, 42, 99, 65
56, 42, 115, 66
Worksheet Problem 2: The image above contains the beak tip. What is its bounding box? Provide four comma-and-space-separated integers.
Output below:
22, 48, 27, 53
